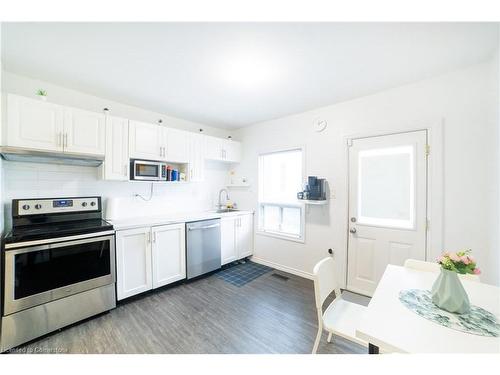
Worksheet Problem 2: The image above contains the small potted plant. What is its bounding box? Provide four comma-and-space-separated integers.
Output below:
431, 250, 480, 314
36, 89, 48, 101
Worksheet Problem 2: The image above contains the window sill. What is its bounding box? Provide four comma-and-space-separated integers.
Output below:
256, 230, 305, 244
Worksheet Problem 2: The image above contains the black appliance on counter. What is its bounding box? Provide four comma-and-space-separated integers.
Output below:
1, 196, 116, 352
307, 176, 326, 200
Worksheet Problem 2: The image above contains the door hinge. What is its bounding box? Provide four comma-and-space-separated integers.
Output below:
425, 144, 430, 156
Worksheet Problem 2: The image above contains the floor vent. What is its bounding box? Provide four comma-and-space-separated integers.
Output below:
271, 273, 289, 281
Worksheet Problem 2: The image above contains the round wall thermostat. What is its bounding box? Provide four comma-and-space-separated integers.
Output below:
314, 118, 328, 132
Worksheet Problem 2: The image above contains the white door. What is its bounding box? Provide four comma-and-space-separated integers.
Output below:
205, 135, 223, 161
223, 140, 242, 163
63, 108, 105, 155
129, 120, 163, 160
188, 133, 205, 182
164, 128, 189, 163
151, 223, 186, 288
236, 214, 254, 259
103, 116, 129, 180
116, 227, 153, 300
347, 130, 427, 296
221, 216, 237, 265
6, 94, 64, 152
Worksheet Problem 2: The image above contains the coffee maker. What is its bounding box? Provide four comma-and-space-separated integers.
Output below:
299, 176, 326, 200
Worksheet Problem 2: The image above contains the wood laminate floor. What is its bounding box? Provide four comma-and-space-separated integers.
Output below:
14, 266, 368, 354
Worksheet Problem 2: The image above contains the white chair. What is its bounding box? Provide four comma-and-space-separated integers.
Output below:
404, 258, 481, 282
312, 257, 367, 354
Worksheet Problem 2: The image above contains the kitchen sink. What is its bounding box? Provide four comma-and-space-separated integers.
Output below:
213, 209, 240, 213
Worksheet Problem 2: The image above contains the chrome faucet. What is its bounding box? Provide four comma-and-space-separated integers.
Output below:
218, 188, 230, 209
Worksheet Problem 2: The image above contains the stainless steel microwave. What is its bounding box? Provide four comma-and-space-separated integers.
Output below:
130, 159, 167, 181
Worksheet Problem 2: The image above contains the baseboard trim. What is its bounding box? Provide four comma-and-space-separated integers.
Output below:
250, 256, 314, 280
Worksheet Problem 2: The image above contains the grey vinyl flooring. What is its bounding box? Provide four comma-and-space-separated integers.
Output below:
14, 268, 368, 354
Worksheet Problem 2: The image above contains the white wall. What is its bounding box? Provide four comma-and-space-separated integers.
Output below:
0, 72, 235, 228
233, 59, 500, 286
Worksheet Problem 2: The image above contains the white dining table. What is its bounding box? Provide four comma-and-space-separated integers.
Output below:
355, 264, 500, 353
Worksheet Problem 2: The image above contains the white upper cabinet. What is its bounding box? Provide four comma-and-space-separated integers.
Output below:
151, 223, 186, 288
129, 120, 163, 160
6, 94, 64, 152
204, 135, 241, 163
63, 108, 105, 155
205, 135, 223, 160
164, 127, 189, 163
223, 139, 242, 163
103, 116, 129, 181
188, 133, 205, 182
5, 94, 105, 156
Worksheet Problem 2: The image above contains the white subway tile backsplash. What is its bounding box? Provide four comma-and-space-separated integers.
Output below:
2, 160, 229, 228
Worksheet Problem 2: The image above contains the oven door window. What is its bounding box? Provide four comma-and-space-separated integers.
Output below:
136, 163, 159, 177
14, 239, 111, 300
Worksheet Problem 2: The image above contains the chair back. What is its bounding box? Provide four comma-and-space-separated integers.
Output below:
313, 257, 341, 309
404, 258, 480, 282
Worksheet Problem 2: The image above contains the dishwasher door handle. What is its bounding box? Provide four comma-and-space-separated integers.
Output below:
188, 224, 220, 231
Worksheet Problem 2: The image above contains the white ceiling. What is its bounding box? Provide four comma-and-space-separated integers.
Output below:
2, 23, 498, 129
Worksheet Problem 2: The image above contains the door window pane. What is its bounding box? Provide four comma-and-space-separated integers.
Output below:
358, 145, 415, 229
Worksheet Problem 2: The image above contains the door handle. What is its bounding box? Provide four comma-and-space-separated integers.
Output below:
349, 227, 357, 234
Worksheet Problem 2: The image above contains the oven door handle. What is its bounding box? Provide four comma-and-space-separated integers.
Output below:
5, 233, 114, 256
4, 230, 116, 250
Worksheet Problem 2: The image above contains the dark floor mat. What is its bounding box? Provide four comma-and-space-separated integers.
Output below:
215, 261, 273, 287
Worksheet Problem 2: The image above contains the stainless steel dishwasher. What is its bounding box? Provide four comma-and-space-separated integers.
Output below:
186, 219, 221, 279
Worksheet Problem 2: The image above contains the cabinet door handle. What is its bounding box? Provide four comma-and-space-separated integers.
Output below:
190, 168, 193, 180
153, 231, 156, 243
124, 165, 128, 177
57, 132, 62, 147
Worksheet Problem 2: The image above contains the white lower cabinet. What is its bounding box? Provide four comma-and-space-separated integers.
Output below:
237, 214, 254, 259
221, 213, 254, 265
152, 223, 186, 288
116, 227, 153, 300
116, 223, 186, 300
221, 217, 237, 265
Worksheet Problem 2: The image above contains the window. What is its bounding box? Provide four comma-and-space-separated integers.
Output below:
258, 148, 304, 241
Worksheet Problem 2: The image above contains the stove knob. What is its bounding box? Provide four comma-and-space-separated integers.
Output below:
82, 202, 88, 207
35, 204, 42, 209
90, 201, 96, 207
22, 204, 30, 210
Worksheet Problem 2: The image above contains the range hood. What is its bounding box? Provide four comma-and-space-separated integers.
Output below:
0, 147, 104, 167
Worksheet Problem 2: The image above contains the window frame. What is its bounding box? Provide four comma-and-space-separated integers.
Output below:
256, 146, 306, 243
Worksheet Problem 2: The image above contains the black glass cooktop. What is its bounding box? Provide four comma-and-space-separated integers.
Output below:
4, 219, 114, 245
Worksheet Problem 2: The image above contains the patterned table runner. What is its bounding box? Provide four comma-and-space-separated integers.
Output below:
399, 289, 500, 337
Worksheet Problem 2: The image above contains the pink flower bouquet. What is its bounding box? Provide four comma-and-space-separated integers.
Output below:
436, 249, 480, 275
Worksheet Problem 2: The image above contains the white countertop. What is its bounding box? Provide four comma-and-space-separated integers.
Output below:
108, 210, 254, 230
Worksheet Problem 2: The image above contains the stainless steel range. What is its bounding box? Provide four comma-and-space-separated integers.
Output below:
1, 196, 116, 352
